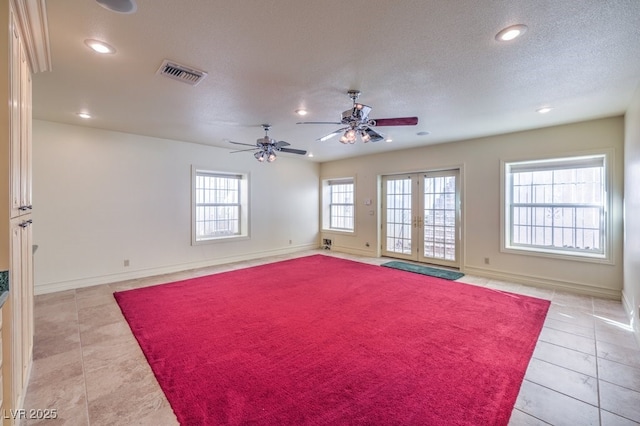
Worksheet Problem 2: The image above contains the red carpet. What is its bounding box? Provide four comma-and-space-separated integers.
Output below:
114, 255, 550, 426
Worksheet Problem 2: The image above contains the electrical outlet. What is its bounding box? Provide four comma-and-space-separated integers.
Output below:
484, 257, 490, 265
124, 259, 130, 267
289, 239, 292, 245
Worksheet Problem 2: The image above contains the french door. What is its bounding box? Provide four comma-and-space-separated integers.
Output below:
382, 170, 461, 268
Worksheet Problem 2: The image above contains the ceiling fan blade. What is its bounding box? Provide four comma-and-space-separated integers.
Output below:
297, 121, 342, 125
280, 147, 308, 155
317, 127, 348, 142
275, 140, 291, 148
364, 127, 385, 142
373, 117, 419, 126
230, 148, 258, 153
228, 140, 258, 147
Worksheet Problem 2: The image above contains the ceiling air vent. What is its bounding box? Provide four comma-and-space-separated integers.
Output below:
156, 60, 207, 86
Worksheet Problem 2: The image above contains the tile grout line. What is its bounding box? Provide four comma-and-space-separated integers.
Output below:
592, 296, 603, 426
74, 289, 92, 426
529, 353, 597, 380
543, 321, 595, 340
517, 298, 603, 424
513, 408, 554, 425
521, 361, 601, 409
521, 378, 600, 409
593, 300, 640, 424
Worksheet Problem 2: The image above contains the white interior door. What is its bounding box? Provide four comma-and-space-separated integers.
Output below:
382, 170, 461, 268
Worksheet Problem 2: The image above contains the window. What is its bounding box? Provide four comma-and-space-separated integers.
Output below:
503, 154, 608, 259
322, 178, 355, 232
193, 169, 248, 243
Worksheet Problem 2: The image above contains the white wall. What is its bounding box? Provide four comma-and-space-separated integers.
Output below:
624, 83, 640, 341
320, 117, 625, 299
34, 116, 628, 301
32, 120, 320, 294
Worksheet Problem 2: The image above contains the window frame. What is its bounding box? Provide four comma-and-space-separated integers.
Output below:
501, 152, 612, 263
322, 177, 356, 234
192, 167, 250, 245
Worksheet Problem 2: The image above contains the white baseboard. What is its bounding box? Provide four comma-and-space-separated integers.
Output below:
325, 248, 622, 300
326, 245, 377, 257
35, 243, 319, 295
463, 265, 621, 300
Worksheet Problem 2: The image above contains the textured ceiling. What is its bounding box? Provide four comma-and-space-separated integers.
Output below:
32, 0, 640, 162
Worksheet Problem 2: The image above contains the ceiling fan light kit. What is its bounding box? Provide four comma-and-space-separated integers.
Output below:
254, 150, 277, 163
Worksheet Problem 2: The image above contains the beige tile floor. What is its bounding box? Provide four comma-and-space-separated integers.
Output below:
22, 250, 640, 425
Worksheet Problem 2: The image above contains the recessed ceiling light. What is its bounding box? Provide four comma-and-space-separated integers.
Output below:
295, 109, 308, 116
76, 112, 92, 119
417, 131, 430, 136
84, 39, 116, 54
536, 106, 553, 114
307, 152, 314, 158
96, 0, 137, 14
495, 24, 528, 41
385, 138, 393, 143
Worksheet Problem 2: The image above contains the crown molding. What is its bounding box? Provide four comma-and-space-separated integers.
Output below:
11, 0, 51, 73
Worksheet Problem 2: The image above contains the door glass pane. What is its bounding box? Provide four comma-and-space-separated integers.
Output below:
423, 174, 457, 261
385, 178, 412, 254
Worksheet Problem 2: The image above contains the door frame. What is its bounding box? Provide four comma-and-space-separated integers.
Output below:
418, 169, 460, 268
380, 166, 464, 269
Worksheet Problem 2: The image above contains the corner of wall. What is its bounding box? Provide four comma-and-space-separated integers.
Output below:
621, 290, 639, 347
623, 79, 640, 347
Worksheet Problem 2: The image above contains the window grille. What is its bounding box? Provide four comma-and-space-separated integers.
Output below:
328, 179, 354, 231
504, 155, 606, 258
194, 171, 244, 241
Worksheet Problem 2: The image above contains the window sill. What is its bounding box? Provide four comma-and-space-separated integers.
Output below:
192, 235, 250, 245
322, 229, 356, 236
501, 246, 611, 265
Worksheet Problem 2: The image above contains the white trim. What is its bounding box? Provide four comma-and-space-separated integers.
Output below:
325, 244, 377, 258
34, 243, 319, 295
463, 264, 621, 300
16, 353, 32, 415
321, 228, 357, 237
326, 178, 354, 186
380, 166, 464, 269
500, 149, 614, 264
11, 0, 52, 73
191, 166, 250, 245
321, 175, 356, 234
